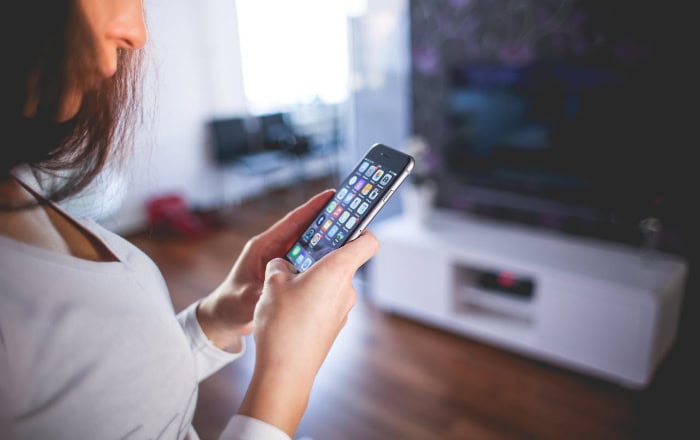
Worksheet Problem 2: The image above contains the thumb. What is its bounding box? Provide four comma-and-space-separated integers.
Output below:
265, 257, 297, 280
258, 189, 335, 250
319, 230, 380, 273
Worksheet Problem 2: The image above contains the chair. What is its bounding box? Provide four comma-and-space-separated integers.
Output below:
259, 112, 311, 157
209, 117, 251, 164
208, 117, 289, 208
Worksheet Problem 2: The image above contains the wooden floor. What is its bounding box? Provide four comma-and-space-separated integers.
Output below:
127, 177, 696, 440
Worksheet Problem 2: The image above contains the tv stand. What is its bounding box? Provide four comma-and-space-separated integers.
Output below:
368, 210, 688, 388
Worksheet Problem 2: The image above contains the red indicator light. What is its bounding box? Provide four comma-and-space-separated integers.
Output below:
498, 271, 516, 288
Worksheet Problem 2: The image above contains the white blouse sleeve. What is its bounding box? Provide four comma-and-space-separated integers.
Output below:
219, 415, 291, 440
177, 304, 290, 440
0, 343, 15, 439
176, 301, 245, 382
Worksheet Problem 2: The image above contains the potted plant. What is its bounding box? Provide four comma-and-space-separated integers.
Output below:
401, 135, 440, 225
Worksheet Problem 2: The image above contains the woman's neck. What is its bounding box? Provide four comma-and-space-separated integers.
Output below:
0, 176, 37, 208
0, 177, 64, 249
0, 176, 117, 262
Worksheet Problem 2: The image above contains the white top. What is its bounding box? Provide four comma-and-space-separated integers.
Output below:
0, 173, 290, 440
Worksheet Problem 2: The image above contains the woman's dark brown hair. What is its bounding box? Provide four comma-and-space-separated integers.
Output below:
1, 0, 143, 208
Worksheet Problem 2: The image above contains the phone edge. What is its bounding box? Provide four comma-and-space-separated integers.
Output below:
346, 155, 415, 242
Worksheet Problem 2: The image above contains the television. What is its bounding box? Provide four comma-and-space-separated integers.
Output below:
426, 0, 692, 254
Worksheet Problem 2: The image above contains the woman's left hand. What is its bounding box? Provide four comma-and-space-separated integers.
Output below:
195, 189, 335, 351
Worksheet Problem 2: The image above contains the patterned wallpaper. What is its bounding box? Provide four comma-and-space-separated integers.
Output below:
409, 0, 657, 151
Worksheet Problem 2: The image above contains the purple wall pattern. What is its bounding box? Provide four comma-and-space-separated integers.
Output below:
409, 0, 656, 151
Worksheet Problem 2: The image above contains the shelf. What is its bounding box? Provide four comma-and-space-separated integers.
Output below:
368, 211, 688, 388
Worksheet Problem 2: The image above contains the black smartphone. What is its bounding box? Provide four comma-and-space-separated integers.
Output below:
285, 143, 415, 272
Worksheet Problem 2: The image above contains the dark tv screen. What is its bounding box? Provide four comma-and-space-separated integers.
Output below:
435, 0, 690, 251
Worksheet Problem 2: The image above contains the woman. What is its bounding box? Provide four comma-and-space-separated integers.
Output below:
0, 1, 378, 439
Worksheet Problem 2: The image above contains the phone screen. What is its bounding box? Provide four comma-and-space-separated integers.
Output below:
285, 144, 413, 272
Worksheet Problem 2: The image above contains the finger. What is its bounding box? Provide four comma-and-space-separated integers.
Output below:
265, 258, 296, 283
259, 189, 335, 250
265, 258, 296, 278
317, 230, 380, 274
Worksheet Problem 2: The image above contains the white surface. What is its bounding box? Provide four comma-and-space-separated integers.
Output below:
217, 149, 342, 207
102, 0, 249, 234
368, 210, 688, 388
0, 214, 279, 439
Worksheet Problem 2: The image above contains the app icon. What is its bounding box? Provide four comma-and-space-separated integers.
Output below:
295, 252, 306, 265
338, 211, 350, 224
333, 231, 346, 245
337, 188, 348, 200
372, 169, 384, 181
310, 233, 322, 247
343, 193, 354, 204
345, 217, 359, 229
332, 206, 344, 218
380, 174, 392, 186
369, 189, 380, 200
302, 227, 315, 242
322, 219, 333, 232
357, 202, 369, 215
361, 183, 373, 195
325, 201, 338, 213
348, 175, 358, 186
350, 198, 362, 210
328, 225, 339, 238
315, 214, 326, 226
300, 257, 314, 271
290, 244, 302, 258
364, 165, 377, 178
353, 178, 366, 191
358, 161, 370, 173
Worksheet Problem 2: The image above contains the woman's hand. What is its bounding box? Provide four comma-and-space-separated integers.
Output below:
196, 189, 336, 351
239, 230, 379, 436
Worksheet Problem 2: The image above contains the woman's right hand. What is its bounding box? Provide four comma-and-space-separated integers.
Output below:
238, 231, 379, 436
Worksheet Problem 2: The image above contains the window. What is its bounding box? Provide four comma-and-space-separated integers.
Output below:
236, 0, 351, 113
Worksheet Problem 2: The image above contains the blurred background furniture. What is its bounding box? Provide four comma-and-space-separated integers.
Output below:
208, 106, 342, 208
369, 210, 688, 389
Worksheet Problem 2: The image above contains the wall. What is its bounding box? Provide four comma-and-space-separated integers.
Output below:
346, 0, 411, 221
98, 0, 248, 234
65, 0, 412, 234
410, 0, 601, 154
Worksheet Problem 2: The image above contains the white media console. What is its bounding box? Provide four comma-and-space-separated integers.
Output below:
368, 210, 688, 388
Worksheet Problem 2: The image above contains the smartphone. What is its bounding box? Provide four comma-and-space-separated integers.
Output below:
285, 143, 415, 272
